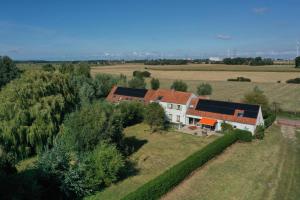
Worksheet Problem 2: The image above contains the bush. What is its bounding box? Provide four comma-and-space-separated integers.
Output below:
0, 56, 21, 89
221, 122, 234, 133
235, 129, 252, 142
144, 103, 166, 132
264, 113, 276, 128
255, 125, 265, 140
170, 80, 188, 92
128, 77, 146, 89
227, 77, 251, 82
133, 71, 151, 78
150, 78, 160, 90
286, 77, 300, 84
122, 133, 238, 200
197, 83, 212, 95
117, 101, 145, 127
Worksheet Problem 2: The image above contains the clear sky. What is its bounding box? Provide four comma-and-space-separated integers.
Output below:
0, 0, 299, 60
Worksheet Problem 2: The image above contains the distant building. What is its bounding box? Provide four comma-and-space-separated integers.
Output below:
106, 86, 264, 134
209, 57, 222, 62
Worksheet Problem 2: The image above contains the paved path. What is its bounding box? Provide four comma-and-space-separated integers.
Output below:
277, 119, 300, 128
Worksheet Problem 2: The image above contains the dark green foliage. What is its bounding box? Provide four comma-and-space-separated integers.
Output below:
0, 71, 77, 158
93, 73, 118, 98
117, 101, 145, 127
243, 86, 269, 115
122, 133, 238, 200
264, 113, 276, 128
235, 129, 253, 142
0, 152, 17, 175
0, 56, 20, 88
133, 70, 151, 78
254, 125, 265, 140
74, 63, 91, 78
150, 78, 160, 90
60, 102, 123, 152
128, 77, 146, 89
144, 59, 188, 65
223, 57, 273, 66
286, 77, 300, 84
42, 64, 55, 72
221, 122, 234, 133
197, 83, 212, 95
295, 56, 300, 68
227, 77, 251, 82
59, 63, 75, 74
170, 80, 188, 92
144, 103, 166, 132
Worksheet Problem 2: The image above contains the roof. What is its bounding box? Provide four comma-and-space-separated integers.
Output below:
199, 118, 217, 126
106, 86, 147, 103
187, 98, 259, 125
146, 89, 192, 105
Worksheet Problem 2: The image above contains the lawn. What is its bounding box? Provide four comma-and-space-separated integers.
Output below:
86, 123, 217, 200
162, 124, 300, 200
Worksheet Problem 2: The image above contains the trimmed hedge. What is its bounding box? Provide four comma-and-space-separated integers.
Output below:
235, 129, 253, 142
122, 133, 239, 200
227, 77, 251, 82
264, 113, 276, 128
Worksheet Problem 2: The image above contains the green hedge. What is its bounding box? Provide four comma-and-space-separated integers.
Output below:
235, 129, 253, 142
264, 113, 276, 128
122, 133, 239, 200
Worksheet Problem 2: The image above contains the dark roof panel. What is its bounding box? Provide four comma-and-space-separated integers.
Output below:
114, 87, 148, 98
195, 99, 259, 119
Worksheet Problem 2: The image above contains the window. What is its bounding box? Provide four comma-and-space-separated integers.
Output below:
177, 105, 181, 110
237, 111, 244, 117
168, 114, 172, 120
176, 115, 180, 122
167, 104, 173, 109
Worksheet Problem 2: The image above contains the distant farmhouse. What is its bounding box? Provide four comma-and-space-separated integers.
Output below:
107, 86, 264, 134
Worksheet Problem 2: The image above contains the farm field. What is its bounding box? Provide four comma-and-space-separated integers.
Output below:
162, 124, 300, 200
86, 123, 217, 200
91, 64, 300, 83
91, 64, 300, 112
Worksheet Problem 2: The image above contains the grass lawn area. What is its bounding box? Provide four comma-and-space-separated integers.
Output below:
162, 124, 300, 200
86, 123, 217, 200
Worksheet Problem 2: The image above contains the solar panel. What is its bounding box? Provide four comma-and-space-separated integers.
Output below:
195, 99, 259, 119
114, 87, 148, 98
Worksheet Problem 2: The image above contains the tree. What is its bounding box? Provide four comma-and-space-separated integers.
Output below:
85, 142, 124, 187
93, 74, 118, 98
170, 80, 188, 92
42, 64, 55, 72
0, 56, 20, 88
295, 56, 300, 68
243, 86, 270, 116
144, 103, 166, 132
59, 63, 75, 74
128, 77, 146, 89
0, 71, 77, 158
197, 83, 212, 95
117, 101, 145, 127
150, 78, 160, 90
74, 63, 91, 78
60, 102, 123, 152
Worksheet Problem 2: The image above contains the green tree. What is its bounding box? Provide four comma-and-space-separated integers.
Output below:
128, 77, 146, 89
60, 102, 123, 152
197, 83, 212, 95
144, 103, 165, 132
150, 78, 160, 90
0, 71, 77, 158
295, 56, 300, 68
170, 80, 188, 92
243, 86, 270, 116
42, 64, 55, 72
93, 74, 118, 98
117, 101, 145, 127
0, 56, 20, 88
86, 142, 124, 187
59, 63, 75, 74
74, 63, 91, 78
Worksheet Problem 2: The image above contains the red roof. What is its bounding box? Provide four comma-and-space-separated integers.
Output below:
145, 89, 192, 105
187, 97, 257, 125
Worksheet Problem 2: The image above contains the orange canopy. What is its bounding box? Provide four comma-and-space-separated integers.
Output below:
199, 118, 217, 126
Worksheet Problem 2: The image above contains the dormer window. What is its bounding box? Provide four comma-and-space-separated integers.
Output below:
237, 111, 244, 117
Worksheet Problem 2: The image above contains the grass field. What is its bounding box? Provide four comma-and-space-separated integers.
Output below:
162, 124, 300, 200
86, 123, 217, 200
91, 64, 300, 112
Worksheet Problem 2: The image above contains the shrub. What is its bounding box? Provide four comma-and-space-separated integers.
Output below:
144, 103, 166, 132
255, 125, 265, 140
227, 77, 251, 82
0, 56, 21, 88
150, 78, 160, 90
128, 77, 146, 89
197, 83, 212, 95
122, 133, 238, 200
170, 80, 188, 92
133, 70, 151, 78
264, 113, 276, 128
235, 129, 252, 142
221, 122, 234, 133
117, 101, 145, 127
286, 77, 300, 84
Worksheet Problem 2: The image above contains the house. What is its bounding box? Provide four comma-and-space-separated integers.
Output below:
106, 86, 264, 134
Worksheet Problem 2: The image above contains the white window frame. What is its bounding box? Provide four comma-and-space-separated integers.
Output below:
176, 115, 180, 122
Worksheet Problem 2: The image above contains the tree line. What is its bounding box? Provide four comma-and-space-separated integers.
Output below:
223, 57, 273, 66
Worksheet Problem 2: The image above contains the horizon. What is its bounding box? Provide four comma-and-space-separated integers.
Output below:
1, 0, 300, 60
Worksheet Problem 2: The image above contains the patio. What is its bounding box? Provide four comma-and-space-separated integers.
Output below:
178, 125, 219, 137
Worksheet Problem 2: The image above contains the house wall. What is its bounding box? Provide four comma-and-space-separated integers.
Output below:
256, 107, 264, 126
158, 101, 187, 124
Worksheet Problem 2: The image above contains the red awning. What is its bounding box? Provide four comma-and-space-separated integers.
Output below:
199, 118, 217, 126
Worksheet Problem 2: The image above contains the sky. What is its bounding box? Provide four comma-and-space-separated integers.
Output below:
0, 0, 300, 60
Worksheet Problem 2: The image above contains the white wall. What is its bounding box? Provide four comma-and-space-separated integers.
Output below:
159, 101, 187, 124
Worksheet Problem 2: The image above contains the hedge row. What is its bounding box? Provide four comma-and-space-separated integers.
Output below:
234, 129, 253, 142
122, 133, 239, 200
264, 113, 276, 128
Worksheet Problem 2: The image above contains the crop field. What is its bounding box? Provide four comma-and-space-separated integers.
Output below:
91, 64, 300, 112
162, 124, 300, 200
86, 123, 216, 200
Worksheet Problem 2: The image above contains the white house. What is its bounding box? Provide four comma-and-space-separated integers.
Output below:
106, 86, 264, 134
